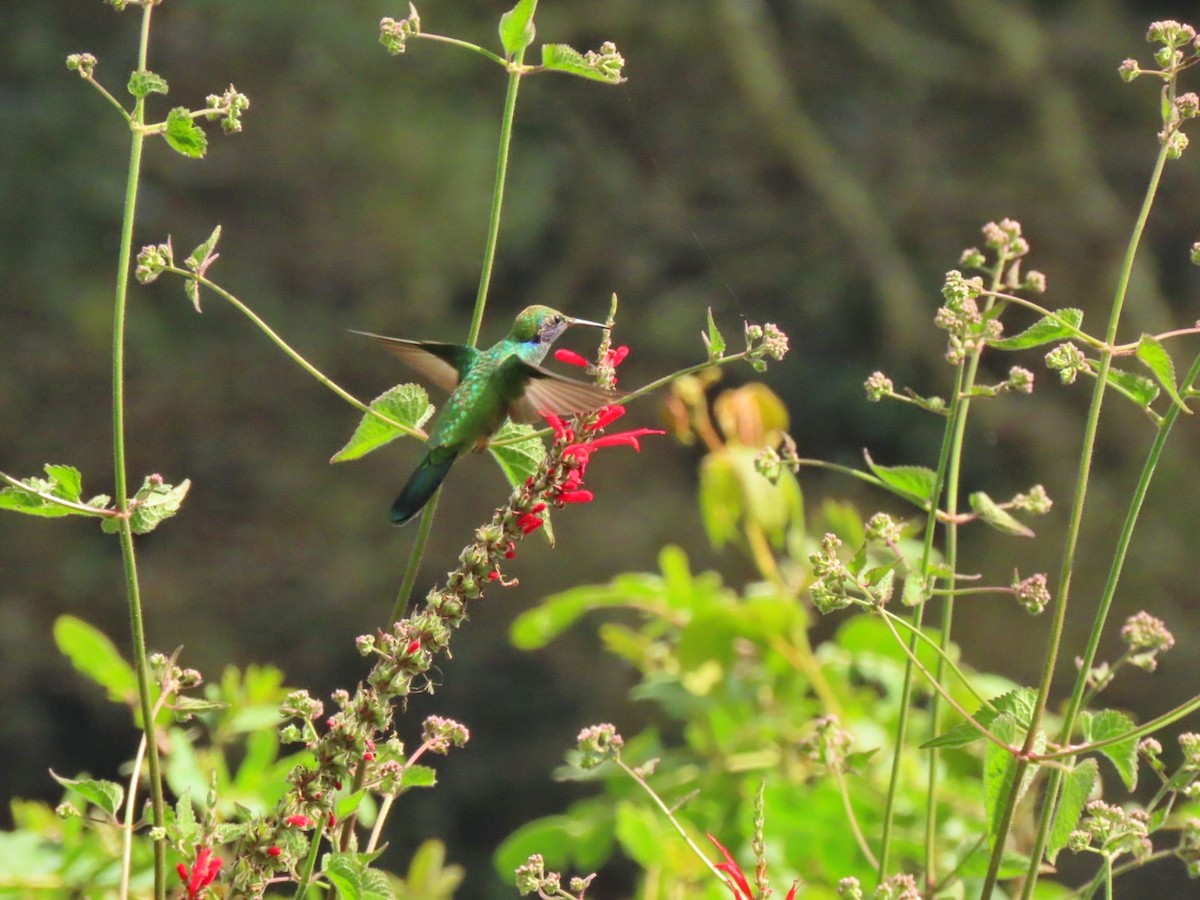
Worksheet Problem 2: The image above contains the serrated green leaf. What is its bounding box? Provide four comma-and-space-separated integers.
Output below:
498, 0, 536, 57
1136, 333, 1190, 413
1103, 365, 1159, 408
335, 789, 368, 821
187, 225, 221, 273
163, 106, 207, 158
324, 853, 365, 900
331, 384, 433, 463
921, 688, 1033, 750
989, 309, 1084, 350
1046, 759, 1098, 863
401, 765, 437, 788
53, 615, 137, 705
703, 307, 726, 361
1083, 709, 1138, 790
488, 422, 546, 487
104, 476, 190, 535
49, 771, 124, 818
984, 714, 1020, 848
862, 450, 937, 509
174, 791, 199, 843
0, 464, 109, 519
172, 696, 229, 719
540, 43, 626, 84
969, 491, 1034, 538
128, 69, 168, 98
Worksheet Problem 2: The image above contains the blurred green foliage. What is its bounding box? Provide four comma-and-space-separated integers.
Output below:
5, 0, 1200, 896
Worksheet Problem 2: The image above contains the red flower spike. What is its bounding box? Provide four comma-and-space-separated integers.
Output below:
178, 846, 223, 900
589, 404, 626, 431
554, 348, 590, 368
605, 345, 630, 367
557, 489, 594, 505
706, 834, 753, 900
267, 846, 283, 858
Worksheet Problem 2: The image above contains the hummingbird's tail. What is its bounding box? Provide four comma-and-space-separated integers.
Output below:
390, 450, 456, 526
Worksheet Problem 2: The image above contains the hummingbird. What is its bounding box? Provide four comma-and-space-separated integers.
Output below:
355, 305, 621, 525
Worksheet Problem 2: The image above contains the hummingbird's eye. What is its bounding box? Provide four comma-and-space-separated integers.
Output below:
552, 315, 563, 325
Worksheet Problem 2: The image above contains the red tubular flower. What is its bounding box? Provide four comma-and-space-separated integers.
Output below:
706, 834, 753, 900
518, 513, 543, 534
177, 846, 223, 900
606, 345, 630, 367
556, 489, 594, 504
554, 347, 590, 368
541, 411, 573, 442
589, 404, 626, 431
586, 427, 665, 451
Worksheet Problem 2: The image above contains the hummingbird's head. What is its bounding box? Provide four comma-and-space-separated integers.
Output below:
512, 305, 604, 346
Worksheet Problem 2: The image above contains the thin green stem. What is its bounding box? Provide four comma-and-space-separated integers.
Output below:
1020, 351, 1200, 884
985, 112, 1176, 900
417, 32, 508, 67
1032, 690, 1200, 760
164, 270, 425, 439
616, 759, 728, 886
390, 493, 439, 623
83, 74, 133, 123
292, 821, 325, 900
876, 362, 963, 884
112, 6, 166, 898
119, 734, 148, 900
833, 767, 878, 869
878, 609, 994, 711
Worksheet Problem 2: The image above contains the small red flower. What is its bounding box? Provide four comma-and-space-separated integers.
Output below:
541, 412, 573, 442
554, 348, 590, 368
488, 570, 501, 580
176, 845, 222, 900
606, 345, 630, 367
556, 489, 594, 505
405, 639, 421, 655
328, 811, 337, 828
586, 428, 663, 451
706, 834, 753, 900
518, 513, 543, 534
589, 404, 626, 431
266, 845, 283, 858
284, 815, 312, 828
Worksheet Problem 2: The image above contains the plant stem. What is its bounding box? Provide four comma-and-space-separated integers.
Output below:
293, 821, 325, 900
112, 5, 166, 897
983, 115, 1176, 900
390, 494, 438, 622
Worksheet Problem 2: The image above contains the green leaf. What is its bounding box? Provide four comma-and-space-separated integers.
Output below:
488, 422, 546, 487
921, 688, 1033, 750
969, 491, 1034, 538
862, 450, 937, 508
1046, 759, 1098, 863
540, 43, 626, 84
990, 308, 1084, 350
163, 106, 207, 158
510, 572, 664, 649
498, 0, 536, 57
172, 696, 229, 720
1136, 333, 1190, 413
331, 384, 433, 463
0, 464, 109, 519
127, 69, 168, 98
173, 792, 201, 845
324, 853, 394, 900
1103, 366, 1159, 408
401, 765, 437, 788
1083, 708, 1138, 790
101, 476, 190, 534
49, 771, 124, 818
53, 615, 137, 705
335, 789, 368, 822
984, 714, 1020, 848
187, 224, 222, 274
703, 307, 726, 361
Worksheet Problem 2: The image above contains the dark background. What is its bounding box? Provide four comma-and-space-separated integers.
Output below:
3, 1, 1200, 896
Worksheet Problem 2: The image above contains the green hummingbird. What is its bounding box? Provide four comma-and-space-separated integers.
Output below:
355, 305, 621, 525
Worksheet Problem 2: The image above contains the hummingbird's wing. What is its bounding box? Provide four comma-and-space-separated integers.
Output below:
501, 360, 626, 425
351, 331, 478, 394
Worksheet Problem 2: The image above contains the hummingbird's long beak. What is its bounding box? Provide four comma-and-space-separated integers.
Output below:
565, 316, 606, 328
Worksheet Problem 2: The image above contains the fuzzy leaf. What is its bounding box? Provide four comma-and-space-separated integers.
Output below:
101, 477, 190, 534
703, 307, 726, 361
1136, 334, 1190, 413
488, 422, 546, 487
54, 615, 137, 705
862, 450, 937, 508
1103, 366, 1159, 408
1046, 759, 1098, 863
50, 771, 124, 818
401, 765, 437, 788
922, 688, 1034, 750
324, 852, 394, 900
163, 107, 207, 158
1083, 709, 1139, 790
0, 464, 109, 518
498, 0, 536, 57
969, 491, 1034, 538
187, 225, 222, 274
331, 384, 433, 463
990, 308, 1084, 350
540, 43, 626, 84
128, 69, 168, 98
